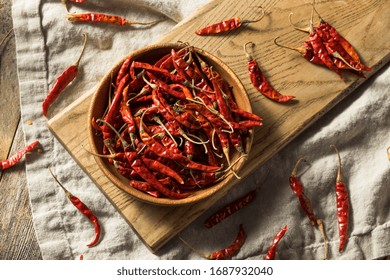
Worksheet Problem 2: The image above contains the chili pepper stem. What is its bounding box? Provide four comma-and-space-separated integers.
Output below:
387, 146, 390, 161
48, 167, 72, 198
317, 219, 328, 260
244, 42, 255, 60
241, 6, 265, 24
97, 118, 130, 150
81, 145, 117, 159
73, 33, 88, 68
0, 29, 13, 49
291, 156, 305, 177
273, 37, 306, 55
289, 13, 310, 33
330, 145, 342, 182
332, 51, 361, 71
178, 236, 209, 259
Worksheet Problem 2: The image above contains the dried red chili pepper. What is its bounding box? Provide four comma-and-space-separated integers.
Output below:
244, 42, 295, 103
180, 224, 246, 260
67, 13, 161, 27
289, 157, 317, 227
330, 145, 349, 253
264, 225, 288, 260
195, 7, 264, 35
42, 33, 87, 116
0, 141, 40, 170
49, 167, 101, 247
204, 190, 256, 228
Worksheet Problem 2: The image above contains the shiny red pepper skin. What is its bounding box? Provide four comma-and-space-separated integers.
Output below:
208, 224, 246, 259
204, 191, 256, 228
195, 18, 242, 36
0, 141, 40, 170
42, 66, 78, 116
264, 225, 288, 260
331, 145, 349, 252
289, 157, 317, 227
247, 59, 295, 103
42, 34, 87, 116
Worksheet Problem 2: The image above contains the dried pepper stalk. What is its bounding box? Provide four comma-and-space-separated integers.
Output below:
0, 141, 40, 170
330, 145, 349, 253
49, 167, 101, 247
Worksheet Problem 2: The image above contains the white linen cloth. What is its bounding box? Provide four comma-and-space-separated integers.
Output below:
11, 0, 390, 260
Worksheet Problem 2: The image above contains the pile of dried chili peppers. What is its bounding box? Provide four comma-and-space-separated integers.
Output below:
92, 44, 262, 199
275, 1, 371, 79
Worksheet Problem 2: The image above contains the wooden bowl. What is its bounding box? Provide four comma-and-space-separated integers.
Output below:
88, 43, 254, 206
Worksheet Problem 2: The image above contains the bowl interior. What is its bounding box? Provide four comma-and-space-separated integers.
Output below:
88, 43, 254, 206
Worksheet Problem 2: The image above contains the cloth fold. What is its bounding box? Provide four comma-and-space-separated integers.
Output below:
11, 0, 390, 260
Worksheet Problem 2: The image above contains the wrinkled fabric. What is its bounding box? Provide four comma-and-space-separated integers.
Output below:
11, 0, 390, 260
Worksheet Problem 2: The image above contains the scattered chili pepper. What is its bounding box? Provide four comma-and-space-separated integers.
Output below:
180, 224, 246, 260
195, 7, 264, 35
0, 141, 40, 170
67, 12, 161, 27
289, 157, 317, 227
42, 33, 87, 116
330, 145, 349, 253
79, 254, 84, 260
204, 190, 256, 228
49, 167, 101, 247
204, 168, 269, 228
264, 225, 288, 260
244, 42, 295, 103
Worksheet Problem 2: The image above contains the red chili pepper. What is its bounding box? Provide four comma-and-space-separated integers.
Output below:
195, 7, 264, 35
180, 224, 246, 260
330, 145, 349, 253
49, 168, 101, 247
116, 57, 131, 87
289, 157, 317, 227
42, 33, 87, 116
0, 141, 40, 170
131, 158, 189, 199
204, 190, 256, 228
141, 157, 184, 184
67, 13, 160, 27
264, 225, 288, 260
244, 42, 295, 103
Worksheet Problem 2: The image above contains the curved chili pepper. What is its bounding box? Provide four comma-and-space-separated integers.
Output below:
180, 224, 246, 260
289, 157, 317, 227
264, 225, 288, 260
49, 168, 101, 247
244, 42, 295, 103
331, 145, 349, 253
195, 7, 264, 36
0, 141, 40, 170
116, 57, 131, 87
67, 12, 160, 26
141, 157, 184, 184
42, 33, 87, 116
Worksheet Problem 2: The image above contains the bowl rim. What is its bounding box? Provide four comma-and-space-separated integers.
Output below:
87, 42, 254, 206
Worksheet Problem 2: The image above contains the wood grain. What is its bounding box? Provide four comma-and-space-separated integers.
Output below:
0, 0, 42, 260
48, 0, 390, 252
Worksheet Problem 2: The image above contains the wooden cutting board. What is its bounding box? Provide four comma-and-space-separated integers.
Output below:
48, 0, 390, 252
